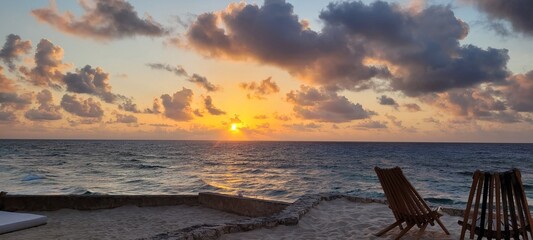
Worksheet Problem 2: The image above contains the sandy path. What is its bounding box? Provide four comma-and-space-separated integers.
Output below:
2, 205, 245, 240
222, 198, 462, 240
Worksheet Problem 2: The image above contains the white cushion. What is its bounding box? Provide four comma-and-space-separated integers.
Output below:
0, 211, 47, 234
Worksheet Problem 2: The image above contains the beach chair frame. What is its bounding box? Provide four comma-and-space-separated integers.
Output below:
459, 169, 533, 240
374, 166, 450, 240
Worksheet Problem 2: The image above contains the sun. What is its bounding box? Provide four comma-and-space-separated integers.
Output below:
230, 123, 238, 132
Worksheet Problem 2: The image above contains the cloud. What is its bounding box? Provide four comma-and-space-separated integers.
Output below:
187, 74, 218, 92
203, 95, 226, 115
193, 109, 203, 117
114, 113, 137, 124
286, 85, 374, 123
467, 0, 533, 36
160, 88, 194, 121
60, 94, 104, 118
377, 95, 398, 107
0, 111, 16, 122
386, 114, 416, 131
0, 92, 33, 110
146, 63, 187, 76
254, 114, 268, 120
240, 77, 279, 99
504, 70, 533, 112
32, 0, 167, 40
422, 88, 521, 123
19, 39, 66, 88
184, 0, 509, 95
355, 120, 387, 129
147, 63, 218, 91
0, 66, 16, 91
118, 98, 140, 113
273, 112, 291, 121
321, 2, 510, 96
63, 65, 117, 103
230, 114, 242, 124
185, 0, 388, 90
403, 103, 422, 112
283, 122, 322, 131
144, 98, 162, 114
24, 89, 62, 121
0, 34, 32, 71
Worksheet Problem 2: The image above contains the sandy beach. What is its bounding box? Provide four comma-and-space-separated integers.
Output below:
2, 204, 246, 240
1, 197, 464, 240
222, 198, 462, 240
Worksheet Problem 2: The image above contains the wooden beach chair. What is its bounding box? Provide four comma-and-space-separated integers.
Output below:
458, 169, 533, 240
374, 166, 450, 239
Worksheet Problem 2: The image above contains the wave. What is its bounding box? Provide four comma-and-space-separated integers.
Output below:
456, 171, 473, 176
425, 197, 455, 205
122, 163, 166, 170
21, 174, 45, 181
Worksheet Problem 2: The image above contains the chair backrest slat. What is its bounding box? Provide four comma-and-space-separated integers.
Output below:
488, 174, 495, 237
460, 169, 533, 240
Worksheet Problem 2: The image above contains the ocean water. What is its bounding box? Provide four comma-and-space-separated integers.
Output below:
0, 140, 532, 207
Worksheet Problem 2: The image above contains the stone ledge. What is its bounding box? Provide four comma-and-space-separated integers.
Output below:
0, 194, 199, 211
198, 192, 289, 217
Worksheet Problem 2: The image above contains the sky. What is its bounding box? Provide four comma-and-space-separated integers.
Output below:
0, 0, 532, 142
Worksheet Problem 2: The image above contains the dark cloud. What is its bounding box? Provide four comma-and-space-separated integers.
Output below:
0, 34, 32, 71
321, 2, 510, 96
146, 63, 188, 76
32, 0, 167, 40
63, 65, 117, 103
19, 39, 66, 88
60, 94, 104, 118
185, 0, 509, 95
144, 98, 162, 114
0, 111, 16, 122
147, 63, 218, 91
286, 85, 374, 123
422, 88, 521, 123
160, 88, 194, 121
403, 103, 422, 112
356, 120, 387, 129
187, 74, 218, 92
114, 113, 138, 124
468, 0, 533, 36
193, 109, 203, 117
504, 70, 533, 112
377, 95, 398, 107
203, 95, 226, 115
240, 77, 279, 99
186, 0, 388, 90
118, 98, 140, 113
25, 89, 62, 121
0, 92, 33, 110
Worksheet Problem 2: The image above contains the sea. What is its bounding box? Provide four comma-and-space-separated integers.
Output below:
0, 140, 532, 208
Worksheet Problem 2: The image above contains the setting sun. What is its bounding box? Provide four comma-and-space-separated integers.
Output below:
230, 123, 238, 132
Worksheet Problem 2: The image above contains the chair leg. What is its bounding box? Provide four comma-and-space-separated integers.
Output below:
395, 223, 415, 240
417, 223, 428, 235
436, 218, 450, 235
375, 220, 403, 236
